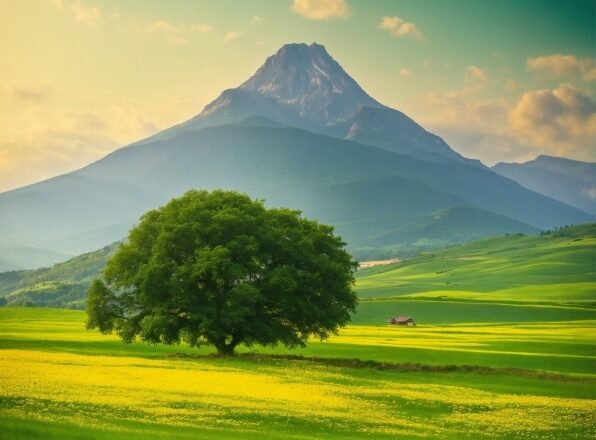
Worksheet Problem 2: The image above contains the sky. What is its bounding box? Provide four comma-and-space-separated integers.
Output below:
1, 0, 595, 192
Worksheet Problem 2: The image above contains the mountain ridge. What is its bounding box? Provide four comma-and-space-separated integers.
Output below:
0, 43, 592, 270
492, 155, 596, 215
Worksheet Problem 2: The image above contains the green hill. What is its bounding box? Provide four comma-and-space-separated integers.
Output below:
0, 243, 118, 308
354, 223, 596, 325
1, 224, 594, 314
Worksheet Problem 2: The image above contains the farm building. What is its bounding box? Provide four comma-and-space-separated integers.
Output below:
387, 316, 416, 326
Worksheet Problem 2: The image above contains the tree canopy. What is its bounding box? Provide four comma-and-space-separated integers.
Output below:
86, 190, 357, 354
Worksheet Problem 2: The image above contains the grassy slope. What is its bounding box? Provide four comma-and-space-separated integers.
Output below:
356, 224, 595, 303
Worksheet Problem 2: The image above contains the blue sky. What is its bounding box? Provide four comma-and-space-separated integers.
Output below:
1, 0, 594, 191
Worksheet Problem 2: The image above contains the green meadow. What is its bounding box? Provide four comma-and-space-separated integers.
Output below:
1, 225, 595, 439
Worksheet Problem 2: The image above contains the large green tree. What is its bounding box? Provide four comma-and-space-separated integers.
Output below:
86, 190, 357, 355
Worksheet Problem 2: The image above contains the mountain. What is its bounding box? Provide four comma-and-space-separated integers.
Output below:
492, 155, 596, 216
157, 43, 475, 165
0, 43, 592, 270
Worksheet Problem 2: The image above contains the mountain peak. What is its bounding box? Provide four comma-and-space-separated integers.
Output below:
172, 42, 473, 166
238, 42, 383, 126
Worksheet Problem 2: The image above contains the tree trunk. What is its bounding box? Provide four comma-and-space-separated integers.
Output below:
215, 342, 237, 356
213, 332, 242, 356
213, 340, 238, 356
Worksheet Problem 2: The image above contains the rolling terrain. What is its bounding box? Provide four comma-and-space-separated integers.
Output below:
1, 224, 594, 439
2, 220, 596, 438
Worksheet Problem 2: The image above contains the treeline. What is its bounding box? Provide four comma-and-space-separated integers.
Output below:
540, 224, 592, 237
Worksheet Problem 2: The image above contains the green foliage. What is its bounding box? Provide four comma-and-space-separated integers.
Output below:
87, 190, 357, 354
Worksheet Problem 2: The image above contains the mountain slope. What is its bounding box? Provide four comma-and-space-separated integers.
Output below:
493, 155, 596, 215
163, 43, 473, 165
0, 43, 592, 270
1, 121, 551, 266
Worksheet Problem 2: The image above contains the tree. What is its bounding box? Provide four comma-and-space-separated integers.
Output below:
86, 190, 358, 355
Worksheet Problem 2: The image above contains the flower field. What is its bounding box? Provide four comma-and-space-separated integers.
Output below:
1, 308, 594, 439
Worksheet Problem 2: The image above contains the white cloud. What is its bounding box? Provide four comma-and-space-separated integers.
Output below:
378, 16, 423, 40
291, 0, 350, 21
69, 0, 103, 27
404, 81, 596, 165
223, 31, 242, 43
0, 103, 161, 192
509, 83, 596, 156
145, 20, 212, 45
404, 84, 513, 164
148, 20, 212, 34
465, 65, 489, 82
399, 68, 411, 78
527, 54, 596, 82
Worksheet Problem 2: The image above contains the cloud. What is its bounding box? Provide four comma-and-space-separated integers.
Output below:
378, 16, 423, 40
69, 0, 103, 26
404, 84, 517, 164
4, 81, 49, 103
148, 21, 212, 34
582, 187, 596, 200
223, 31, 242, 42
404, 81, 596, 165
509, 83, 596, 157
291, 0, 350, 21
465, 65, 489, 82
145, 20, 212, 45
527, 54, 596, 82
399, 68, 411, 78
251, 16, 263, 25
0, 104, 161, 192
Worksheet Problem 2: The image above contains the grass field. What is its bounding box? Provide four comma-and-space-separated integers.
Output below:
1, 226, 595, 438
1, 306, 594, 439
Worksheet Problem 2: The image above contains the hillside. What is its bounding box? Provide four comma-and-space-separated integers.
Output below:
0, 243, 117, 308
356, 223, 595, 301
0, 43, 591, 271
493, 155, 596, 215
354, 223, 596, 326
3, 224, 594, 312
1, 121, 587, 270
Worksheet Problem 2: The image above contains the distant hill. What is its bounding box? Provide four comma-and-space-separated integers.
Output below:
492, 155, 596, 215
356, 223, 596, 303
2, 224, 594, 310
0, 247, 72, 272
0, 243, 118, 308
0, 43, 591, 270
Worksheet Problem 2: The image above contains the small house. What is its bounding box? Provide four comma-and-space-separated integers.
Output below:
387, 316, 416, 326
